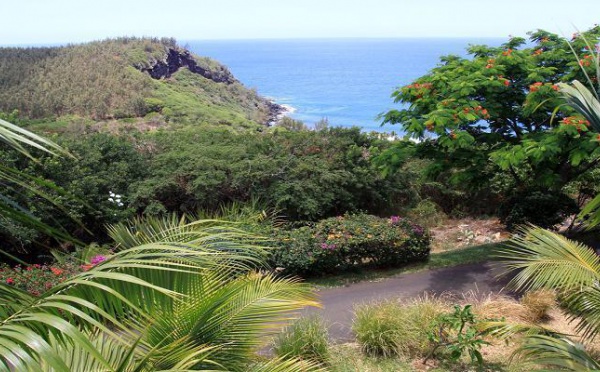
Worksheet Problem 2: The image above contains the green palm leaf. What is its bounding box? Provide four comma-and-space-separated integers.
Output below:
1, 218, 320, 370
0, 118, 70, 160
517, 334, 600, 371
499, 226, 600, 338
143, 271, 319, 371
107, 215, 269, 255
499, 226, 600, 292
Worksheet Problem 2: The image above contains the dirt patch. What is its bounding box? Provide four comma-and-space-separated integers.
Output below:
429, 218, 510, 253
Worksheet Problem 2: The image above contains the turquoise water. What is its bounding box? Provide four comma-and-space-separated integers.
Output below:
186, 38, 503, 131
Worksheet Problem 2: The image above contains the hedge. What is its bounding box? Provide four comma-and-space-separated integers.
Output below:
269, 213, 430, 277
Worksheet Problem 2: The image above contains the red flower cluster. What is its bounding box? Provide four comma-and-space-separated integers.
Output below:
462, 105, 490, 119
579, 55, 594, 67
529, 82, 560, 93
0, 262, 81, 295
533, 49, 543, 56
406, 82, 433, 90
561, 116, 590, 133
529, 82, 543, 92
502, 49, 513, 56
485, 59, 495, 69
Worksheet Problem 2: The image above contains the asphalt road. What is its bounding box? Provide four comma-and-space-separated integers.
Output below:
305, 261, 513, 341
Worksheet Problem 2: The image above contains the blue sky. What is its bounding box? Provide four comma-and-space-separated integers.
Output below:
2, 0, 599, 45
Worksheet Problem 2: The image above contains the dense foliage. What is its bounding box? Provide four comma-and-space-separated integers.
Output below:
497, 189, 578, 229
270, 213, 430, 277
0, 127, 421, 255
379, 26, 600, 223
133, 127, 416, 221
0, 133, 146, 252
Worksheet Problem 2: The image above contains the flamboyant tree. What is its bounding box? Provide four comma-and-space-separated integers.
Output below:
381, 26, 600, 196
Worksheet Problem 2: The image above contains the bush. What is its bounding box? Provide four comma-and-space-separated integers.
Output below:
498, 190, 578, 230
270, 214, 431, 277
272, 316, 330, 364
352, 297, 445, 358
0, 244, 112, 295
407, 199, 447, 228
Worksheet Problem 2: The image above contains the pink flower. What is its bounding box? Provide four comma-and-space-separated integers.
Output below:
90, 255, 107, 265
390, 216, 402, 225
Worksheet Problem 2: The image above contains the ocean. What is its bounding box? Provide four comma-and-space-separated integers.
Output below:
186, 38, 504, 132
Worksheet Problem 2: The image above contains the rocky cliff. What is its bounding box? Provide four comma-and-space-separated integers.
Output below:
138, 48, 237, 84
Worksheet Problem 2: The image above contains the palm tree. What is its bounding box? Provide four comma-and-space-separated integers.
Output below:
0, 219, 322, 371
499, 227, 600, 370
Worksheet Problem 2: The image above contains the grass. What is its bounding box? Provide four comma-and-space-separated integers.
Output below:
307, 242, 504, 288
272, 316, 330, 364
327, 293, 544, 371
353, 296, 446, 358
328, 342, 531, 371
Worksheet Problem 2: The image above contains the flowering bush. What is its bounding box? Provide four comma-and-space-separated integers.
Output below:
0, 254, 110, 295
270, 213, 430, 277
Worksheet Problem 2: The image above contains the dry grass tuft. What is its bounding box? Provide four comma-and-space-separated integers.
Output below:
520, 289, 556, 322
459, 291, 530, 323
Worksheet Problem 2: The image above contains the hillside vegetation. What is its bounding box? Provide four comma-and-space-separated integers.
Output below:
0, 37, 275, 129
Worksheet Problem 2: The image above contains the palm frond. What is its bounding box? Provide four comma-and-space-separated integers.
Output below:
479, 319, 564, 340
53, 330, 222, 372
0, 118, 70, 160
143, 271, 319, 370
516, 334, 600, 371
498, 226, 600, 292
559, 285, 600, 339
108, 215, 269, 254
558, 80, 600, 132
579, 193, 600, 229
0, 239, 265, 369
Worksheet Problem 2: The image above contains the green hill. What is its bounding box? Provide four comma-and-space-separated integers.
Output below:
0, 37, 280, 130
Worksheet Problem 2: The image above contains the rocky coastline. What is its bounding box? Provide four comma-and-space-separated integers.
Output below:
266, 100, 295, 126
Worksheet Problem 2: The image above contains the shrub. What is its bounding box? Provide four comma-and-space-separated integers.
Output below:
520, 289, 556, 322
426, 305, 490, 366
270, 214, 431, 277
407, 199, 447, 228
498, 190, 578, 230
352, 297, 445, 358
272, 316, 330, 364
0, 251, 110, 296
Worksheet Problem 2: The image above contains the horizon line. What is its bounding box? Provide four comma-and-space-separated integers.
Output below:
1, 35, 511, 48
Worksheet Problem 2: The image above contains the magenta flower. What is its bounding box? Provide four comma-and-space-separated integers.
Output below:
90, 255, 107, 265
390, 215, 401, 225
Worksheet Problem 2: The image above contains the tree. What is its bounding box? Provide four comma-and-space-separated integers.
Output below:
380, 26, 600, 216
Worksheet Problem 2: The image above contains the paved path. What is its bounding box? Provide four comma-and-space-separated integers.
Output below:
306, 261, 513, 342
